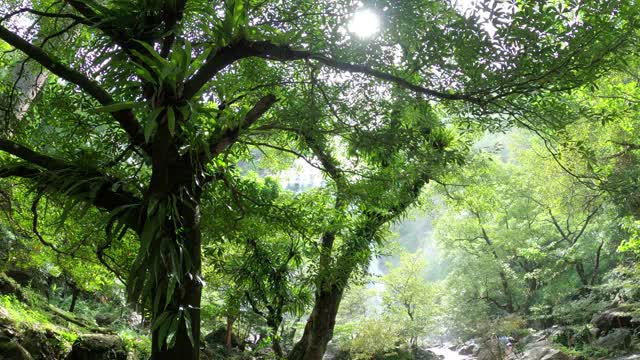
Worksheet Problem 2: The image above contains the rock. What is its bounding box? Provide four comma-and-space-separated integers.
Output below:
323, 342, 350, 360
5, 270, 33, 287
595, 327, 632, 350
0, 273, 28, 303
550, 327, 574, 347
458, 343, 477, 356
411, 348, 442, 360
515, 330, 571, 360
609, 355, 640, 360
21, 328, 64, 360
253, 347, 275, 359
204, 327, 243, 350
95, 313, 117, 327
476, 338, 506, 360
524, 348, 569, 360
591, 308, 634, 333
0, 318, 26, 359
568, 326, 593, 346
66, 334, 127, 360
0, 340, 33, 360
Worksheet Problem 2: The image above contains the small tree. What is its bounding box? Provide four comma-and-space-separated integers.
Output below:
382, 250, 437, 347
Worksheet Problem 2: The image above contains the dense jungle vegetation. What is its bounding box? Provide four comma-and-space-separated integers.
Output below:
0, 0, 639, 359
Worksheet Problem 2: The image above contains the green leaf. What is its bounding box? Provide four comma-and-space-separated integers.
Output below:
145, 108, 163, 142
165, 274, 177, 309
184, 311, 195, 347
91, 102, 136, 113
167, 107, 176, 137
133, 40, 170, 67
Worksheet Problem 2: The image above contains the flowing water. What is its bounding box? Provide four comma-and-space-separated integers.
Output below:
428, 346, 474, 360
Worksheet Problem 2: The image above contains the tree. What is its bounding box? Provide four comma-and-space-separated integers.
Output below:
0, 0, 636, 358
431, 136, 623, 333
382, 250, 437, 347
202, 176, 320, 356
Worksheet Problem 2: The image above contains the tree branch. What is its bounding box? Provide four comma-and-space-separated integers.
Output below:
0, 139, 67, 170
184, 39, 482, 103
31, 192, 66, 255
0, 7, 89, 24
0, 25, 146, 148
0, 139, 141, 215
207, 94, 277, 159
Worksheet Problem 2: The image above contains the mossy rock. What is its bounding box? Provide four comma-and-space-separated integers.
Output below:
21, 328, 66, 360
0, 324, 32, 360
591, 308, 635, 333
95, 313, 118, 327
66, 334, 126, 360
204, 327, 243, 350
0, 273, 28, 303
0, 339, 33, 360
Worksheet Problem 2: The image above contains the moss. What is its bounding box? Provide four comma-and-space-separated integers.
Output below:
119, 329, 151, 359
556, 343, 615, 359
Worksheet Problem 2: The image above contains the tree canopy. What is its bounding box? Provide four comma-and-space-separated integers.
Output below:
0, 0, 638, 359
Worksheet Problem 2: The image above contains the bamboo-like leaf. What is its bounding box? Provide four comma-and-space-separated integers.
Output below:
91, 102, 137, 113
167, 107, 176, 137
165, 274, 177, 309
133, 40, 170, 67
183, 311, 195, 347
145, 108, 163, 143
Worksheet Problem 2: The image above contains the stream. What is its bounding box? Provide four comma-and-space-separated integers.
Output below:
427, 346, 474, 360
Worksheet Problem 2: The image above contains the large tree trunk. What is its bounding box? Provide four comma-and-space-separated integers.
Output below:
287, 284, 345, 360
151, 194, 202, 360
142, 109, 203, 359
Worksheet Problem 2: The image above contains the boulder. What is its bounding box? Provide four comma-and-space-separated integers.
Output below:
521, 347, 569, 360
595, 327, 632, 350
5, 270, 49, 295
458, 343, 478, 356
0, 340, 33, 360
591, 308, 634, 333
411, 348, 442, 360
95, 313, 117, 327
323, 342, 350, 360
0, 273, 28, 303
66, 334, 127, 360
609, 355, 640, 360
5, 270, 32, 287
21, 328, 64, 360
253, 347, 275, 359
0, 320, 32, 360
204, 327, 243, 350
516, 331, 571, 360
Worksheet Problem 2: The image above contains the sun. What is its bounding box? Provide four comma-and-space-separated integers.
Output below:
348, 9, 380, 39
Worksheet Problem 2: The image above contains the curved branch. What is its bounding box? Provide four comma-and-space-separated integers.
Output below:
0, 138, 67, 170
207, 94, 277, 159
184, 39, 482, 103
31, 192, 66, 255
0, 25, 146, 147
0, 8, 89, 24
0, 139, 142, 214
